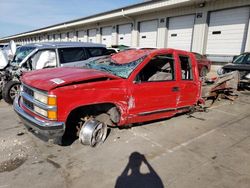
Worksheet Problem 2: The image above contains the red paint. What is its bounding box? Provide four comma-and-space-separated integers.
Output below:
21, 49, 202, 127
193, 52, 212, 75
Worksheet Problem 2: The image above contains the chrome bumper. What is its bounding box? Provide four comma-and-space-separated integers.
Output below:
13, 95, 65, 140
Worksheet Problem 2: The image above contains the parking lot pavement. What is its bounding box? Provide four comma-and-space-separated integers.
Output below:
0, 92, 250, 188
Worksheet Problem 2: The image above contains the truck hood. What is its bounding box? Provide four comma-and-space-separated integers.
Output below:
22, 67, 120, 91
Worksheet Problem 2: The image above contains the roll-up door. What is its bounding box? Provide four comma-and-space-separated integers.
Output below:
118, 24, 132, 46
139, 20, 158, 47
48, 35, 53, 41
78, 30, 86, 42
88, 29, 97, 43
54, 34, 60, 41
167, 15, 195, 51
101, 26, 112, 47
68, 32, 76, 42
206, 7, 250, 55
61, 33, 67, 42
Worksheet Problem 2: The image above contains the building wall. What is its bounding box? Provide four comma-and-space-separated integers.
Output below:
6, 0, 250, 61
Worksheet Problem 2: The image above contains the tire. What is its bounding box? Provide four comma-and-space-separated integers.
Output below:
200, 67, 208, 77
2, 81, 21, 104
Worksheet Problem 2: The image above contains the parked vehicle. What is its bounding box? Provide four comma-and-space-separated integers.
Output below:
14, 48, 204, 146
217, 52, 250, 89
192, 52, 212, 77
1, 42, 110, 104
0, 41, 17, 100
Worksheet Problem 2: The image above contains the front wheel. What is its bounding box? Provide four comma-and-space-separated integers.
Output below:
79, 117, 108, 147
2, 81, 20, 104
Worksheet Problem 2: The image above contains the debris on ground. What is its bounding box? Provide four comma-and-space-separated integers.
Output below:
17, 132, 25, 136
202, 71, 239, 107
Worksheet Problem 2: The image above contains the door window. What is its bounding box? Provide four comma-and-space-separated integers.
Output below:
86, 47, 106, 57
179, 55, 193, 80
30, 50, 57, 69
59, 48, 87, 64
136, 54, 175, 82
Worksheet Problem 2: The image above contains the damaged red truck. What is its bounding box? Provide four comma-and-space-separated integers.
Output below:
14, 49, 203, 146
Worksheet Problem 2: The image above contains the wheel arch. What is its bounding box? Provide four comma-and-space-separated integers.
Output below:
65, 102, 123, 127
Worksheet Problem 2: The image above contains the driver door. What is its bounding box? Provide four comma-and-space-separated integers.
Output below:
127, 53, 180, 124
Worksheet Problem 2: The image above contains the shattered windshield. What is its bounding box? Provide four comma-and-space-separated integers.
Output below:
84, 55, 146, 78
13, 46, 35, 64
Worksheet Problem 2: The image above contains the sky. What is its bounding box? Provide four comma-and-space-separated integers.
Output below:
0, 0, 143, 38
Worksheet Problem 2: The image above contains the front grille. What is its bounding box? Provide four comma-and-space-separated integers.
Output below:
23, 85, 34, 97
23, 98, 34, 110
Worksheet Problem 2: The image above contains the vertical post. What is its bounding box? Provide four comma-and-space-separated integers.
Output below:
191, 11, 208, 54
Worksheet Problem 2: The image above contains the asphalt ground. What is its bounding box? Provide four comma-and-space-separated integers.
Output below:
0, 89, 250, 188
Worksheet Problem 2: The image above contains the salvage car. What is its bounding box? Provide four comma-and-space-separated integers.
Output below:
0, 41, 17, 100
1, 42, 110, 104
217, 52, 250, 89
14, 48, 206, 146
192, 52, 212, 77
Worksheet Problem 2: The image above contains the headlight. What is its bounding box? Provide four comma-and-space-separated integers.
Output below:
34, 92, 47, 104
34, 106, 47, 117
34, 91, 57, 106
34, 106, 57, 120
33, 91, 57, 120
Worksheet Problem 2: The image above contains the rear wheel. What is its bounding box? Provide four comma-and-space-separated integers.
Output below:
200, 67, 208, 77
2, 80, 20, 104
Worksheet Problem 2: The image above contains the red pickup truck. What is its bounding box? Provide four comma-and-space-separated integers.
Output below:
14, 49, 202, 146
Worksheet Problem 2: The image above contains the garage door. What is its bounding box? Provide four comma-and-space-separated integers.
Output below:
167, 15, 195, 51
54, 34, 60, 41
68, 32, 76, 42
48, 35, 53, 41
78, 30, 86, 42
101, 26, 112, 47
206, 7, 250, 55
40, 36, 45, 42
61, 33, 67, 42
88, 29, 97, 43
118, 24, 132, 46
139, 20, 158, 47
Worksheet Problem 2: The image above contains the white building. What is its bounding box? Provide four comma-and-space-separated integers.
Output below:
0, 0, 250, 62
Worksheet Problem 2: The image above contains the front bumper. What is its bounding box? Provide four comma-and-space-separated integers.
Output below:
13, 95, 65, 141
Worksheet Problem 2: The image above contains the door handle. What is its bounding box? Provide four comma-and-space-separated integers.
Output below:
172, 87, 180, 92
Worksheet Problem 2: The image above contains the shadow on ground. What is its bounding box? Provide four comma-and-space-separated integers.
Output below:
115, 152, 164, 188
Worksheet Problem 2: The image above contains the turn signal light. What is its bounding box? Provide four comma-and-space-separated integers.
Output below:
48, 110, 57, 120
48, 96, 57, 106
